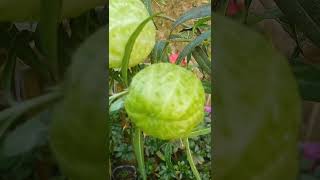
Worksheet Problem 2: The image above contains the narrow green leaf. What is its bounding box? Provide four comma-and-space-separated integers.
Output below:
109, 90, 128, 106
143, 0, 153, 16
202, 80, 212, 94
151, 40, 169, 63
164, 143, 174, 171
192, 16, 211, 33
192, 49, 211, 75
291, 61, 320, 102
50, 26, 107, 180
121, 13, 160, 86
274, 0, 320, 47
176, 30, 211, 64
109, 97, 124, 112
1, 51, 17, 105
1, 111, 49, 157
192, 46, 211, 74
246, 7, 283, 25
183, 138, 201, 180
243, 0, 253, 23
0, 113, 20, 139
0, 91, 61, 124
133, 128, 146, 180
189, 128, 211, 138
171, 4, 211, 31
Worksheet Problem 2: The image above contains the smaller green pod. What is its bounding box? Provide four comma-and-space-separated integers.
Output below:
124, 63, 205, 140
109, 0, 156, 69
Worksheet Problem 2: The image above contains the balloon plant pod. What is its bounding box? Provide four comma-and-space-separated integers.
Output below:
109, 0, 156, 69
124, 63, 206, 140
109, 63, 209, 180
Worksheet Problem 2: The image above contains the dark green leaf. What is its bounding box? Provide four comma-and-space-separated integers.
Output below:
202, 80, 212, 94
0, 91, 61, 130
274, 0, 320, 47
194, 46, 211, 70
151, 40, 169, 63
246, 7, 284, 25
0, 113, 19, 139
243, 0, 253, 23
1, 51, 16, 105
164, 143, 174, 171
50, 26, 107, 180
192, 48, 211, 75
213, 15, 300, 179
176, 30, 211, 64
291, 61, 320, 102
0, 111, 49, 157
171, 4, 211, 31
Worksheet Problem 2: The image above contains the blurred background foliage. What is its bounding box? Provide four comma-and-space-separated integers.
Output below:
0, 3, 107, 179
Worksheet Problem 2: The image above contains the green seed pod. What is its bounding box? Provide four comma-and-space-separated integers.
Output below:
109, 0, 156, 68
124, 63, 205, 140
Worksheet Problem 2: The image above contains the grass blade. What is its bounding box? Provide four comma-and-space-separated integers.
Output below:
133, 127, 146, 180
164, 143, 174, 171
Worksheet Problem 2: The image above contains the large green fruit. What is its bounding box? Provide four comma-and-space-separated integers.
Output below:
124, 63, 205, 140
109, 0, 156, 68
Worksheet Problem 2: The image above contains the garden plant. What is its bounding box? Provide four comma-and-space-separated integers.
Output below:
109, 0, 211, 179
0, 0, 319, 180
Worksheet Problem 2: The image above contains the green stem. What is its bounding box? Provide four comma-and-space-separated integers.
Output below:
0, 91, 62, 137
39, 0, 62, 82
183, 138, 201, 180
0, 91, 62, 121
109, 90, 128, 104
188, 128, 211, 138
133, 128, 146, 180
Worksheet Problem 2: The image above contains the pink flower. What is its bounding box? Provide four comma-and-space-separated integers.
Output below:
302, 143, 320, 160
204, 106, 211, 113
301, 143, 320, 172
169, 53, 187, 66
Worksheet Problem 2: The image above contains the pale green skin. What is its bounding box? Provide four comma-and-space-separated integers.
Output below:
109, 0, 156, 69
125, 63, 205, 140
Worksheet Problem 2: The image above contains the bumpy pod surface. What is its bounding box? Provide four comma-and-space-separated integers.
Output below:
124, 63, 205, 140
109, 0, 156, 68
